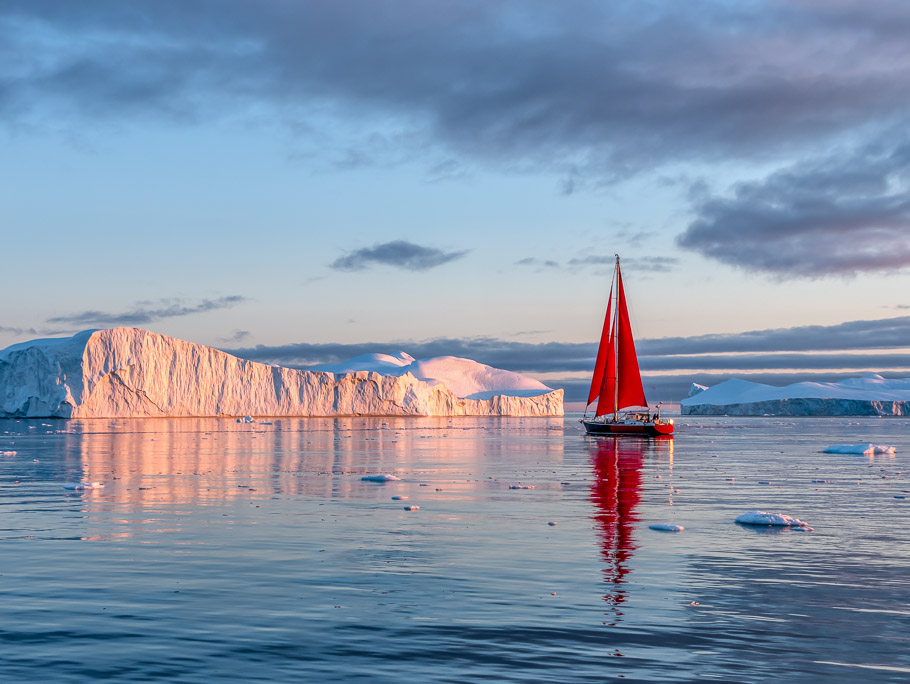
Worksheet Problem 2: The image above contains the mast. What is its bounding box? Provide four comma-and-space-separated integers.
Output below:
613, 255, 620, 422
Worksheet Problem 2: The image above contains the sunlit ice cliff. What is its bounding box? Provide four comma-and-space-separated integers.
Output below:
0, 328, 562, 418
681, 375, 910, 416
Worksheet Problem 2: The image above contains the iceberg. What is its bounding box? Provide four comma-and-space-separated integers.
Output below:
0, 328, 562, 418
681, 374, 910, 416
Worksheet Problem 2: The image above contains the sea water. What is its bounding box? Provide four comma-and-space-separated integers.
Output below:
1, 415, 908, 683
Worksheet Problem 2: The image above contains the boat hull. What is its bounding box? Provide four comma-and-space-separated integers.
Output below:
582, 419, 674, 437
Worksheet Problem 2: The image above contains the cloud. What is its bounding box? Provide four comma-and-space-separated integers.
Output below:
46, 296, 246, 326
677, 140, 910, 277
567, 255, 678, 272
5, 2, 910, 181
515, 257, 559, 269
0, 325, 39, 336
225, 315, 910, 390
330, 240, 468, 272
638, 315, 910, 355
217, 329, 251, 344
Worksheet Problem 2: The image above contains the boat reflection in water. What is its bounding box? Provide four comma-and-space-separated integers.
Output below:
588, 435, 673, 624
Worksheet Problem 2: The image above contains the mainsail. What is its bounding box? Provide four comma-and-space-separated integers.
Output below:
588, 260, 648, 417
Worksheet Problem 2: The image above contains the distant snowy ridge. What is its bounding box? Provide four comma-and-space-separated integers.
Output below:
682, 375, 910, 416
0, 328, 562, 418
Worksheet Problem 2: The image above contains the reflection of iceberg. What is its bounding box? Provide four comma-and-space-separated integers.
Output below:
0, 328, 562, 418
682, 374, 910, 416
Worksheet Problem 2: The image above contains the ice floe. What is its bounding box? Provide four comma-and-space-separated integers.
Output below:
823, 444, 896, 455
735, 510, 812, 529
63, 482, 104, 490
649, 523, 685, 532
361, 474, 401, 482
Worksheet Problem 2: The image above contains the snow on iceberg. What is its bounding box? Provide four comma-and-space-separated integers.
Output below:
823, 444, 896, 455
681, 374, 910, 416
735, 511, 812, 529
0, 328, 563, 418
310, 353, 552, 400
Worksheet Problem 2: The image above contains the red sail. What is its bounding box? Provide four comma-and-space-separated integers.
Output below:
615, 267, 648, 410
595, 328, 616, 416
593, 263, 647, 416
586, 285, 613, 406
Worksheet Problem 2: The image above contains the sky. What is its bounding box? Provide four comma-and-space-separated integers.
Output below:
3, 0, 910, 404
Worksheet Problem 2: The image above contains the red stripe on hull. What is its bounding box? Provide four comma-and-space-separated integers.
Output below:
582, 420, 674, 437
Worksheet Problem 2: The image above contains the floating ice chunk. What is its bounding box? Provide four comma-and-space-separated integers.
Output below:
508, 484, 536, 489
649, 523, 685, 532
236, 416, 255, 423
63, 482, 104, 490
391, 495, 408, 500
403, 505, 420, 511
547, 521, 557, 526
823, 444, 896, 455
1, 450, 16, 456
361, 474, 401, 482
735, 510, 811, 528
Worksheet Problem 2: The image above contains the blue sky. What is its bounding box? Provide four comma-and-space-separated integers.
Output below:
3, 1, 910, 402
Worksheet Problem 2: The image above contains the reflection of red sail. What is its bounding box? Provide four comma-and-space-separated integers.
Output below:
589, 437, 644, 622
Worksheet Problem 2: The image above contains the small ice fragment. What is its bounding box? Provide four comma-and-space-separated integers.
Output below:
735, 510, 811, 528
689, 601, 699, 606
391, 495, 408, 501
758, 481, 771, 485
823, 444, 896, 455
547, 521, 557, 526
2, 451, 17, 456
404, 505, 420, 511
508, 484, 536, 489
63, 482, 104, 490
811, 479, 831, 483
649, 523, 685, 532
361, 474, 401, 482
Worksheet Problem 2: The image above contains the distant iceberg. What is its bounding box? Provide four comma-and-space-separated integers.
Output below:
681, 374, 910, 416
0, 328, 563, 418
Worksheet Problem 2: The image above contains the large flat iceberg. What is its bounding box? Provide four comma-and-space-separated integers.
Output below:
0, 328, 563, 418
681, 374, 910, 416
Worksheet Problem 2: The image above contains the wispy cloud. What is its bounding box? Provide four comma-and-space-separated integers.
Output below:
331, 240, 468, 272
515, 257, 559, 269
46, 296, 246, 327
217, 329, 252, 344
0, 325, 40, 336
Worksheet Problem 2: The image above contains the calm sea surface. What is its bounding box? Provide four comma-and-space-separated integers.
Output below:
1, 415, 908, 683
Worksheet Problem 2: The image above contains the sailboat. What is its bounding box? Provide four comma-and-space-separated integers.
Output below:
581, 255, 674, 437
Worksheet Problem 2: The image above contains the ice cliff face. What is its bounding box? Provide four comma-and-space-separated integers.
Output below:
0, 328, 563, 418
681, 375, 910, 416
